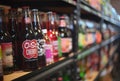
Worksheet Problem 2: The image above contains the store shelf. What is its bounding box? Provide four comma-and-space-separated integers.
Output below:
76, 34, 120, 60
9, 56, 73, 81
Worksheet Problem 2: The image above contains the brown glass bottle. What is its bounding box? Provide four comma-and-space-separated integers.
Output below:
19, 7, 38, 71
31, 9, 46, 68
7, 8, 19, 70
58, 15, 72, 57
0, 7, 14, 75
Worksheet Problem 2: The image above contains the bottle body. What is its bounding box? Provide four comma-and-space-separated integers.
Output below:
8, 8, 19, 70
19, 7, 38, 71
0, 45, 3, 81
0, 8, 14, 75
58, 15, 72, 57
31, 9, 46, 68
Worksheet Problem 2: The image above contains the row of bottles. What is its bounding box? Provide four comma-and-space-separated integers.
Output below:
77, 19, 115, 50
0, 6, 73, 79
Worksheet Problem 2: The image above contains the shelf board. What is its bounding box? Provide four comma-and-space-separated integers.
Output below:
4, 71, 30, 81
10, 56, 73, 81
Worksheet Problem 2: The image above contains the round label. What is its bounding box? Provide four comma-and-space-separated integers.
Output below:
22, 39, 38, 59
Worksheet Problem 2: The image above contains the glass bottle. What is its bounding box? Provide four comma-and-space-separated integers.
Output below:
19, 6, 38, 71
8, 8, 19, 70
40, 12, 54, 65
31, 9, 46, 68
0, 7, 14, 75
47, 12, 59, 62
0, 45, 3, 81
78, 20, 86, 50
58, 15, 72, 57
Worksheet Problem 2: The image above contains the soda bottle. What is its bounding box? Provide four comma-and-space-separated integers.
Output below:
47, 12, 59, 62
7, 8, 19, 70
78, 20, 86, 50
58, 15, 72, 57
0, 7, 14, 74
31, 9, 46, 68
19, 6, 38, 71
0, 46, 3, 81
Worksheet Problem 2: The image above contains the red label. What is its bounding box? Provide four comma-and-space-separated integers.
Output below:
1, 42, 13, 67
22, 39, 38, 59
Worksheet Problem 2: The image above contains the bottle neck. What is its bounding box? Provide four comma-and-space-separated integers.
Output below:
8, 17, 17, 29
22, 9, 33, 30
0, 15, 5, 32
32, 11, 41, 30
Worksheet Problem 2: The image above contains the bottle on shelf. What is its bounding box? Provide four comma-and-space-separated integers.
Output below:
0, 45, 3, 81
7, 8, 19, 70
31, 9, 46, 68
47, 12, 59, 62
78, 20, 86, 50
19, 6, 38, 71
85, 20, 96, 47
77, 58, 86, 80
41, 12, 54, 65
95, 23, 102, 44
0, 7, 14, 75
58, 15, 72, 57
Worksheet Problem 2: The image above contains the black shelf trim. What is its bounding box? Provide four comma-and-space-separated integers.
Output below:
12, 57, 74, 81
77, 34, 120, 60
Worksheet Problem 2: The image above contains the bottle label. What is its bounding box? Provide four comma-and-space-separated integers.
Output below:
0, 45, 3, 76
1, 43, 13, 67
22, 39, 38, 59
52, 40, 58, 56
44, 44, 53, 64
37, 39, 45, 56
61, 38, 72, 53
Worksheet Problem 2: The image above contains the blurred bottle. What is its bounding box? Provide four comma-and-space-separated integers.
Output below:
0, 7, 14, 74
7, 8, 19, 70
85, 21, 96, 47
19, 6, 38, 71
101, 23, 111, 40
58, 15, 72, 57
47, 12, 59, 62
41, 12, 54, 65
0, 46, 3, 81
95, 23, 102, 44
31, 9, 46, 68
78, 20, 86, 50
57, 71, 63, 81
77, 59, 86, 80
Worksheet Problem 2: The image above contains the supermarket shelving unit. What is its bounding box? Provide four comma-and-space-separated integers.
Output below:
0, 0, 120, 81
